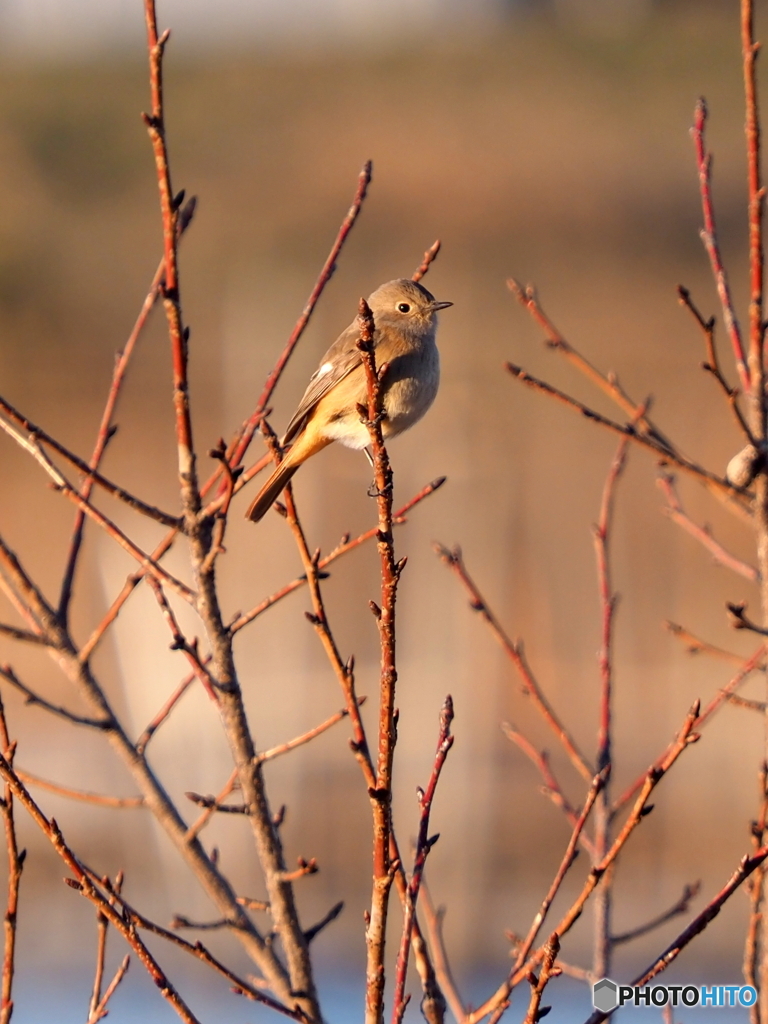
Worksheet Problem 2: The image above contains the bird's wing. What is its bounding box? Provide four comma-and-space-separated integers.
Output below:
282, 321, 367, 444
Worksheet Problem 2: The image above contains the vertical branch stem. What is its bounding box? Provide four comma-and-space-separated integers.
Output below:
357, 298, 403, 1024
143, 2, 199, 521
0, 702, 20, 1024
391, 698, 454, 1024
592, 437, 630, 979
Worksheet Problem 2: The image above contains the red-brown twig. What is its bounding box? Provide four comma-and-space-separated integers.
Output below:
504, 363, 750, 515
435, 544, 593, 782
501, 724, 596, 858
0, 428, 194, 603
742, 0, 765, 411
88, 870, 124, 1021
613, 643, 767, 812
15, 770, 144, 809
612, 882, 701, 946
658, 473, 759, 581
135, 663, 206, 755
592, 435, 631, 979
0, 703, 20, 1024
0, 665, 110, 730
691, 99, 750, 393
58, 196, 197, 625
87, 954, 130, 1024
420, 882, 466, 1024
583, 846, 768, 1024
412, 241, 441, 283
0, 398, 181, 530
143, 2, 199, 526
267, 420, 445, 1021
665, 620, 753, 664
514, 769, 607, 975
185, 768, 238, 843
744, 763, 768, 1024
357, 297, 403, 1024
226, 161, 372, 484
256, 700, 368, 764
391, 697, 454, 1024
508, 279, 675, 456
229, 477, 445, 634
522, 933, 560, 1024
469, 701, 701, 1024
677, 286, 754, 443
80, 869, 306, 1022
147, 578, 218, 702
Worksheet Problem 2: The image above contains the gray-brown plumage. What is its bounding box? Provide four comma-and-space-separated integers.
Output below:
246, 278, 451, 522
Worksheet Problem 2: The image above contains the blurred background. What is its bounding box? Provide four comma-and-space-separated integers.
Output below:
0, 0, 766, 1020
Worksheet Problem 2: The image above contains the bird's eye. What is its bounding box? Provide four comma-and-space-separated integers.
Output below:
397, 302, 411, 313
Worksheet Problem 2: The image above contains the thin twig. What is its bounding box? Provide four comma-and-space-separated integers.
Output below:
185, 768, 238, 843
15, 770, 144, 809
0, 753, 202, 1024
505, 363, 750, 514
514, 769, 607, 974
501, 724, 596, 859
658, 473, 759, 581
0, 666, 110, 730
88, 870, 124, 1020
256, 700, 367, 764
0, 399, 181, 530
583, 846, 768, 1024
612, 644, 766, 812
0, 427, 194, 603
226, 160, 372, 483
58, 197, 196, 625
508, 279, 676, 456
391, 697, 454, 1024
357, 297, 404, 1024
744, 762, 768, 1023
0, 703, 21, 1024
135, 663, 204, 754
691, 99, 750, 392
665, 620, 755, 664
592, 434, 631, 978
86, 954, 130, 1024
420, 882, 467, 1024
229, 478, 445, 634
522, 933, 560, 1024
677, 286, 754, 443
436, 544, 594, 782
412, 241, 441, 283
468, 701, 701, 1024
612, 882, 701, 945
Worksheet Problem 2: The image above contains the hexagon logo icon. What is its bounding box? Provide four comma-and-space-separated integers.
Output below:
593, 978, 618, 1013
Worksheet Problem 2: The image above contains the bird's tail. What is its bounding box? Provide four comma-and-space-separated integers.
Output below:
245, 458, 300, 523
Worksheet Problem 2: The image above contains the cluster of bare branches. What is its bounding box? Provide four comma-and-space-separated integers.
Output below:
0, 3, 457, 1023
399, 2, 768, 1022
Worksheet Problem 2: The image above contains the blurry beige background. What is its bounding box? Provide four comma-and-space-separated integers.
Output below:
0, 0, 766, 1019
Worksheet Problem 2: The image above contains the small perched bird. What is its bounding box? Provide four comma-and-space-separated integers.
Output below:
246, 278, 452, 523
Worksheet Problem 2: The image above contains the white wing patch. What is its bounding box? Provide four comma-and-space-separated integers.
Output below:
317, 361, 334, 376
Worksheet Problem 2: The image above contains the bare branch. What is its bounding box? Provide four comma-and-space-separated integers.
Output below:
612, 882, 701, 945
412, 241, 441, 283
436, 544, 594, 782
505, 363, 750, 515
658, 473, 759, 581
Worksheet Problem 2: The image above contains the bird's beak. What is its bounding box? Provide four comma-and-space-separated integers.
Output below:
430, 300, 453, 311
